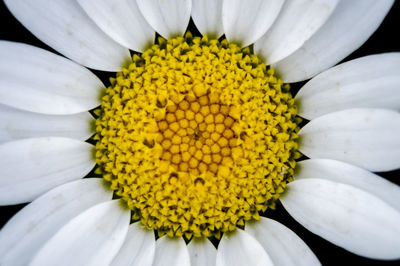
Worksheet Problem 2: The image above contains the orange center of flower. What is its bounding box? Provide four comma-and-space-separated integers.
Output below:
156, 94, 239, 177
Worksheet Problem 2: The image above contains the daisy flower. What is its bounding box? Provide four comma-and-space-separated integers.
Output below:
0, 0, 399, 265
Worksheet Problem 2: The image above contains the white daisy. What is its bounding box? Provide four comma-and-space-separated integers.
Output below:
0, 0, 399, 266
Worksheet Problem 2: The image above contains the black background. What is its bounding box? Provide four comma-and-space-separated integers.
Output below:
0, 1, 399, 265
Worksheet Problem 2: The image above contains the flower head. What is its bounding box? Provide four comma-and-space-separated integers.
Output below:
0, 0, 399, 265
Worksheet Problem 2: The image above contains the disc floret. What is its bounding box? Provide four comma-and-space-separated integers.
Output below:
94, 33, 300, 239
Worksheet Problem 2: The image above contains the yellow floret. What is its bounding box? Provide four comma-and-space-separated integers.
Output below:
94, 33, 300, 239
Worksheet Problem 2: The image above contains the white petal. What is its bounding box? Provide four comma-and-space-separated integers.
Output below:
222, 0, 284, 47
295, 159, 400, 212
153, 236, 190, 266
0, 41, 103, 114
4, 0, 130, 71
246, 217, 321, 266
255, 0, 339, 64
298, 108, 400, 172
0, 137, 95, 205
0, 178, 112, 266
77, 0, 155, 52
280, 178, 400, 259
31, 200, 130, 266
136, 0, 191, 39
188, 238, 217, 266
296, 53, 400, 119
216, 229, 273, 266
191, 0, 223, 39
272, 0, 394, 82
0, 104, 93, 143
110, 223, 155, 266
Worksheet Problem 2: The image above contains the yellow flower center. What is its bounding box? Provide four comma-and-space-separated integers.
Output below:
94, 33, 301, 239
